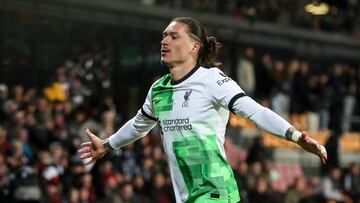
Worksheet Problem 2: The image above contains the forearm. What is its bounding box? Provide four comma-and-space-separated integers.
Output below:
107, 118, 141, 150
232, 95, 327, 163
232, 96, 292, 138
107, 110, 157, 150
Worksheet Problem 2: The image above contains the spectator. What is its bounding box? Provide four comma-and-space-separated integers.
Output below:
328, 64, 347, 133
343, 162, 360, 202
67, 187, 81, 203
11, 163, 42, 203
270, 59, 290, 118
254, 53, 273, 102
315, 73, 331, 130
246, 161, 263, 190
0, 153, 11, 202
236, 47, 256, 97
233, 161, 250, 203
106, 181, 140, 203
248, 176, 276, 203
290, 61, 310, 114
246, 136, 273, 164
149, 172, 175, 203
342, 66, 358, 132
262, 160, 280, 184
321, 132, 340, 176
284, 176, 313, 203
0, 126, 9, 154
321, 167, 352, 203
15, 127, 33, 160
132, 175, 152, 203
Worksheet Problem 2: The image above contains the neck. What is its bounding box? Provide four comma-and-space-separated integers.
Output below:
169, 60, 197, 81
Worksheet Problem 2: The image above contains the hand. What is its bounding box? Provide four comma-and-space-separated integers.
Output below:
297, 131, 327, 164
77, 129, 108, 165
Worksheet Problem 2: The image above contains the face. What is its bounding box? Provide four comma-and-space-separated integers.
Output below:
161, 21, 199, 67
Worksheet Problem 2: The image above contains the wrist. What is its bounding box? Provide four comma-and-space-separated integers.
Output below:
102, 138, 114, 153
285, 127, 302, 143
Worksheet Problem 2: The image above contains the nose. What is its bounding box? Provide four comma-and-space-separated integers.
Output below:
161, 39, 166, 46
161, 36, 168, 45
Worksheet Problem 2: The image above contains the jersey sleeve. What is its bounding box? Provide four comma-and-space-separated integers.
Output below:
206, 68, 245, 110
140, 86, 157, 121
206, 68, 291, 139
232, 96, 292, 138
109, 86, 157, 149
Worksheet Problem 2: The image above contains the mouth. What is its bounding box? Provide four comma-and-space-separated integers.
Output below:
161, 49, 170, 56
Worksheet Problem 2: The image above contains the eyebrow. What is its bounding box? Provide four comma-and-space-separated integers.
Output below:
163, 31, 180, 36
162, 31, 201, 43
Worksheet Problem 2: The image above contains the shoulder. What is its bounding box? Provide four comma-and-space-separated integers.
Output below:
205, 67, 233, 86
197, 66, 227, 78
151, 74, 172, 88
204, 67, 230, 78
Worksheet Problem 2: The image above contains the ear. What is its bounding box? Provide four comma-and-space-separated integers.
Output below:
192, 42, 201, 53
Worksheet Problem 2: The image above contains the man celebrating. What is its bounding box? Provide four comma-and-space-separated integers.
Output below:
78, 17, 327, 203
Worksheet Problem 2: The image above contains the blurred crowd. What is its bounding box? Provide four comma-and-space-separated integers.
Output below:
0, 46, 359, 203
233, 160, 360, 203
233, 47, 360, 134
135, 0, 360, 37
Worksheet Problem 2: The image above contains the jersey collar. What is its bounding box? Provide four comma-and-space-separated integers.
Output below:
171, 65, 200, 85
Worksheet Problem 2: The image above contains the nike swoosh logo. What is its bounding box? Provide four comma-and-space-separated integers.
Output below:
153, 98, 164, 104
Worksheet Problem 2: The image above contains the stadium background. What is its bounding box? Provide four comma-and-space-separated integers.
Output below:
0, 0, 359, 202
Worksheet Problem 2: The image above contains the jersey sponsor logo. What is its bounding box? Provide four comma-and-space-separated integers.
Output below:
159, 117, 192, 132
219, 72, 227, 77
182, 90, 192, 107
217, 72, 233, 86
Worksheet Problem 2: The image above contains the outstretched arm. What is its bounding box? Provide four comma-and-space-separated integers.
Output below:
232, 96, 327, 164
78, 110, 157, 165
205, 68, 327, 164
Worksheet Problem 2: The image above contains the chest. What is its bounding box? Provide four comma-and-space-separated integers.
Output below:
151, 86, 210, 118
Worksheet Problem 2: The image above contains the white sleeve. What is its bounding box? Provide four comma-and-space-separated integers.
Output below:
207, 68, 245, 109
207, 68, 291, 139
108, 110, 157, 149
232, 96, 292, 139
141, 86, 157, 120
108, 88, 157, 149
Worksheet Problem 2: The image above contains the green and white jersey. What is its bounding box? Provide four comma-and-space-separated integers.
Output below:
109, 65, 292, 203
142, 66, 242, 203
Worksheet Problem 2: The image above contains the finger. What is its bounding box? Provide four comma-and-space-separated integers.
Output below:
320, 155, 326, 164
84, 158, 96, 165
319, 145, 327, 164
319, 145, 327, 154
80, 153, 92, 159
320, 153, 327, 164
86, 128, 96, 139
322, 151, 328, 163
77, 147, 91, 154
80, 142, 92, 148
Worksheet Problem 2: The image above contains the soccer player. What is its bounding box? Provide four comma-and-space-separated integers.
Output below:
78, 17, 327, 203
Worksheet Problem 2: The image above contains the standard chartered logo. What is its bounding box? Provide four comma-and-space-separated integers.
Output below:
160, 117, 192, 132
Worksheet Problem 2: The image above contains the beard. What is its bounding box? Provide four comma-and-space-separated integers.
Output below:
160, 59, 174, 68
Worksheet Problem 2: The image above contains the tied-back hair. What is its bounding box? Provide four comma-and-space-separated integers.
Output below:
172, 17, 223, 68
